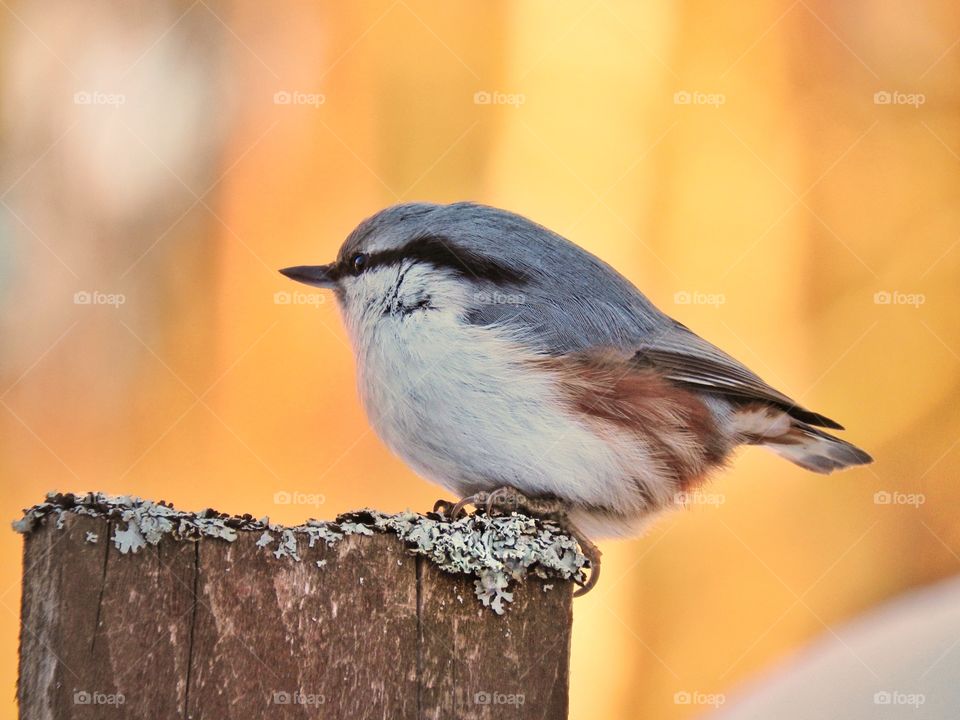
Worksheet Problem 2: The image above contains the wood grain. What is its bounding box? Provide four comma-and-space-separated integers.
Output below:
18, 513, 572, 719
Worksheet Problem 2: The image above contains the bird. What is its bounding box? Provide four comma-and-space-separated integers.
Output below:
280, 201, 871, 596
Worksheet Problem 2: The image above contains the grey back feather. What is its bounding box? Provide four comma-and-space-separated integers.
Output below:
346, 201, 673, 353
346, 201, 837, 428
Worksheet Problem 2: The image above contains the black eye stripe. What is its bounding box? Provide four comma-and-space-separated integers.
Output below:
343, 235, 526, 285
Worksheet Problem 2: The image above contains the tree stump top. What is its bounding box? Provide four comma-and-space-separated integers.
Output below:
16, 492, 579, 718
14, 491, 587, 614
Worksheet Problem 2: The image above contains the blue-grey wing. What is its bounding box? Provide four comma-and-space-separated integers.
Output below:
450, 202, 839, 429
466, 276, 840, 429
633, 327, 842, 428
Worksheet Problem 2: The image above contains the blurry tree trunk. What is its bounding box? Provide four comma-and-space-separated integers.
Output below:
1, 0, 233, 477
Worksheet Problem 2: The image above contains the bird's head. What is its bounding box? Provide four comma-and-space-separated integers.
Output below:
280, 202, 532, 340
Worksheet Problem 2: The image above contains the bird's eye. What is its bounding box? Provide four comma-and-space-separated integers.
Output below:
350, 252, 367, 274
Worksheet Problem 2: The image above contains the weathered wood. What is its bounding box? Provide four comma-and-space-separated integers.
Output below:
187, 529, 419, 718
17, 498, 575, 719
19, 514, 196, 719
418, 560, 571, 719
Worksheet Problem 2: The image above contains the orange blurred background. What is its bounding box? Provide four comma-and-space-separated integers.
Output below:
2, 2, 959, 718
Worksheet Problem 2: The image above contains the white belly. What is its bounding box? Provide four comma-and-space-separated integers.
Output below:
352, 311, 640, 511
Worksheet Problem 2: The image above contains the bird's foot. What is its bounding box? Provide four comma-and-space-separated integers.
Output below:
443, 486, 553, 519
444, 485, 602, 597
563, 522, 602, 597
447, 491, 491, 520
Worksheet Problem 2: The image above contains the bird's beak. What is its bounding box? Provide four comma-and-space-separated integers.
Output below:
278, 264, 338, 289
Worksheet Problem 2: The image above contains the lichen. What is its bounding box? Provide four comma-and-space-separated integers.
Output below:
13, 492, 587, 613
112, 523, 147, 554
474, 570, 514, 614
272, 529, 300, 561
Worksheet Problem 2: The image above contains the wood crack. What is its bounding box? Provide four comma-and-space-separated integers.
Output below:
89, 520, 110, 654
183, 540, 200, 719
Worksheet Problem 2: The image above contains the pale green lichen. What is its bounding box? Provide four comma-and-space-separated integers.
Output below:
273, 529, 300, 561
337, 522, 374, 536
13, 492, 587, 613
112, 523, 147, 554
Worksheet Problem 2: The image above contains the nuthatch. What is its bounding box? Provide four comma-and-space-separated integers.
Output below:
281, 202, 871, 595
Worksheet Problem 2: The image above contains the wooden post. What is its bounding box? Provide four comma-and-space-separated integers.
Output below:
16, 494, 578, 719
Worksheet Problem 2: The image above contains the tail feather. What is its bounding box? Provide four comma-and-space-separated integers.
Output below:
731, 405, 872, 474
764, 422, 873, 474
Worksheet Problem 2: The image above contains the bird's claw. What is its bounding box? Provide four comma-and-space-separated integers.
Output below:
432, 498, 467, 519
450, 491, 487, 519
568, 530, 602, 597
